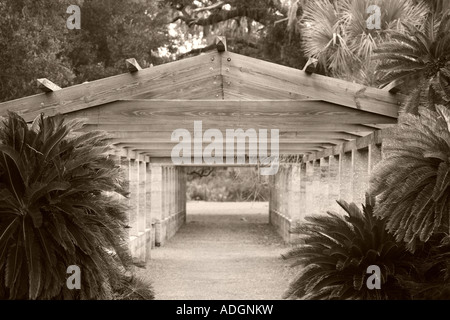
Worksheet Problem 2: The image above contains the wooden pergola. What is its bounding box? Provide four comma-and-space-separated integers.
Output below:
0, 37, 401, 161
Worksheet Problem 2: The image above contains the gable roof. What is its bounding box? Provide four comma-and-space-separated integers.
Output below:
0, 42, 401, 159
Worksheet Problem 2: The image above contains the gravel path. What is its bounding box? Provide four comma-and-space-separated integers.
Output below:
137, 202, 296, 300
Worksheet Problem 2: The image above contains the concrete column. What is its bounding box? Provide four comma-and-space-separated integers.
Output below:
339, 151, 353, 203
305, 161, 314, 216
319, 157, 330, 214
289, 164, 301, 220
368, 143, 382, 175
138, 160, 146, 234
162, 167, 167, 220
145, 163, 152, 230
299, 163, 307, 220
328, 155, 340, 212
312, 160, 321, 215
151, 165, 163, 246
119, 155, 130, 239
352, 148, 369, 206
145, 162, 152, 257
128, 158, 139, 237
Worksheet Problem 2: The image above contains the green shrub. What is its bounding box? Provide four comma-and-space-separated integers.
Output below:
283, 198, 415, 300
0, 112, 152, 299
370, 105, 450, 252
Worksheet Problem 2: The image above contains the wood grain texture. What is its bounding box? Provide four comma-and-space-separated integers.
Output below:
221, 52, 402, 118
0, 51, 220, 121
63, 100, 396, 128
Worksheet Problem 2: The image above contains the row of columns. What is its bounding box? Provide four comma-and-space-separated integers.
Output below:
269, 142, 382, 242
112, 151, 187, 262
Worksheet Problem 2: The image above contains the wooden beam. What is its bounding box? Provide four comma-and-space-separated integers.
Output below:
80, 128, 362, 140
216, 36, 227, 52
222, 52, 402, 118
79, 122, 378, 133
108, 138, 347, 145
37, 78, 61, 93
63, 100, 397, 129
126, 58, 142, 73
0, 51, 219, 121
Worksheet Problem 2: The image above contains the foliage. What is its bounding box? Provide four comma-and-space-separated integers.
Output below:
283, 198, 415, 300
373, 11, 450, 114
0, 112, 152, 299
369, 105, 450, 252
299, 0, 428, 85
0, 0, 173, 102
165, 0, 308, 69
186, 167, 269, 202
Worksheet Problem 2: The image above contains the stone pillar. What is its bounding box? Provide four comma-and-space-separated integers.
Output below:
328, 155, 340, 212
128, 158, 139, 237
145, 162, 152, 257
368, 143, 382, 175
151, 165, 163, 246
339, 151, 353, 203
138, 160, 146, 234
312, 160, 321, 215
319, 157, 330, 214
299, 162, 307, 220
145, 163, 152, 230
352, 148, 369, 206
305, 161, 314, 216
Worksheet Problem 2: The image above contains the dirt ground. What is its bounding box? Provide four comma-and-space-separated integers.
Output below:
137, 202, 297, 300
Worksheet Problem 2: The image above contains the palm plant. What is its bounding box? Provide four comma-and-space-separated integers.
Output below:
0, 111, 149, 299
369, 105, 450, 252
283, 197, 415, 299
300, 0, 427, 85
373, 10, 450, 114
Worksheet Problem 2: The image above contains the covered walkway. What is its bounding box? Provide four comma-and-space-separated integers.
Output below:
139, 202, 294, 300
0, 36, 403, 262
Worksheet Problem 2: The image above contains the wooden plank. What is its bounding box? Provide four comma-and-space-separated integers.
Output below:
222, 52, 402, 118
37, 78, 61, 93
0, 51, 220, 121
89, 130, 360, 141
223, 76, 311, 100
114, 142, 334, 151
134, 150, 318, 157
78, 122, 377, 132
129, 75, 222, 100
303, 130, 386, 162
63, 100, 397, 128
108, 138, 347, 145
126, 58, 142, 72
